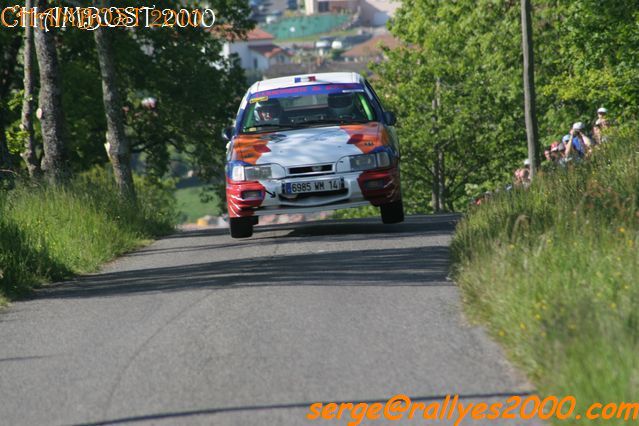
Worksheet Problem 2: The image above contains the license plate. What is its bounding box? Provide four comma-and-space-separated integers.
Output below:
283, 178, 344, 194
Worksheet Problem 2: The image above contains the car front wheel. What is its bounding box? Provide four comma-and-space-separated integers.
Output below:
380, 198, 405, 224
229, 217, 254, 238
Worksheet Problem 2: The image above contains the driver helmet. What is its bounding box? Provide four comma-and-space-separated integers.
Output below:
254, 98, 282, 122
328, 93, 355, 118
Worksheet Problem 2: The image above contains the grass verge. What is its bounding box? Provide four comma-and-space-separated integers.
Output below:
0, 168, 176, 304
451, 125, 638, 424
174, 183, 220, 224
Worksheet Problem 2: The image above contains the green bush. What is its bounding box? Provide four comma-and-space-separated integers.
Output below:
452, 125, 639, 424
0, 167, 176, 304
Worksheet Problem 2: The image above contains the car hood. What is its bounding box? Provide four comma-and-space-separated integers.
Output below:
231, 123, 385, 167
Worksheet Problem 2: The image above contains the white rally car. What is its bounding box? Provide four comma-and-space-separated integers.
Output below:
223, 72, 403, 238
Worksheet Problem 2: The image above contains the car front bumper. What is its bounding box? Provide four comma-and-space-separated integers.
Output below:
226, 166, 401, 218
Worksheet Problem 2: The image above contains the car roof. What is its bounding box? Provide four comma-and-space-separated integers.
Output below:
249, 72, 363, 95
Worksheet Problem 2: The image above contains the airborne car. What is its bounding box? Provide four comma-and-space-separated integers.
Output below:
223, 72, 403, 238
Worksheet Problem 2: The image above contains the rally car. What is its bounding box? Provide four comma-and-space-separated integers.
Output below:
223, 72, 403, 238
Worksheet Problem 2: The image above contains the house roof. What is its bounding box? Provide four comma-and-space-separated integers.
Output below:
208, 25, 275, 42
246, 28, 275, 41
342, 33, 400, 58
249, 44, 291, 59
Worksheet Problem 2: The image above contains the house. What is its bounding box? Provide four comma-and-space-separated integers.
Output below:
342, 33, 400, 62
221, 28, 292, 72
303, 0, 398, 26
304, 0, 357, 14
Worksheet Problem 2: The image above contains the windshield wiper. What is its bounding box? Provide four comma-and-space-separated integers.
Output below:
242, 123, 293, 133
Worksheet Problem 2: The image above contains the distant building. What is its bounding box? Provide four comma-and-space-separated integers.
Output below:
342, 33, 400, 62
222, 28, 292, 72
303, 0, 398, 26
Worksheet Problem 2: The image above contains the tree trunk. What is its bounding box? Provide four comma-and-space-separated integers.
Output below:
431, 161, 440, 213
34, 0, 67, 184
437, 148, 445, 211
431, 78, 443, 213
93, 0, 135, 200
21, 0, 41, 178
0, 34, 22, 180
521, 0, 540, 179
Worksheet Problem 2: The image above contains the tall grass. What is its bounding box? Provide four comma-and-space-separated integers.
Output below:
0, 168, 176, 304
451, 125, 639, 424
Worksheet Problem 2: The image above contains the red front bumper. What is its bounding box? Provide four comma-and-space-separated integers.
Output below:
357, 166, 402, 206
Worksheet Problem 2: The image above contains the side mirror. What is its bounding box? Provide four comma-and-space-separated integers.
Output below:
384, 111, 397, 126
221, 126, 233, 142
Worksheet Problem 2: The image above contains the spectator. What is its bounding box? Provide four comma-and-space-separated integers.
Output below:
514, 159, 531, 187
565, 122, 592, 160
541, 141, 563, 172
595, 107, 610, 128
593, 107, 610, 144
552, 141, 567, 163
543, 145, 553, 162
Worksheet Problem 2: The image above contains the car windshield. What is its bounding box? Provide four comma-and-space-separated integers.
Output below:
240, 83, 377, 133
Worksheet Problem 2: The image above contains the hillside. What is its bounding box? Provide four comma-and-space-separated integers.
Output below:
452, 125, 638, 422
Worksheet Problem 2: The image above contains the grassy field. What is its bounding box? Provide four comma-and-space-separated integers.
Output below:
0, 169, 176, 305
451, 126, 638, 423
174, 183, 220, 224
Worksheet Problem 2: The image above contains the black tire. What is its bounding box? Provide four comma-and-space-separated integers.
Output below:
380, 198, 405, 224
229, 217, 254, 238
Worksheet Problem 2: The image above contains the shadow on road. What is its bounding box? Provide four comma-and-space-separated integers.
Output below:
37, 215, 459, 300
131, 214, 460, 258
72, 391, 532, 426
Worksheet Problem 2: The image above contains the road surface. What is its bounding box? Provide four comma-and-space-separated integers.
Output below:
0, 215, 539, 425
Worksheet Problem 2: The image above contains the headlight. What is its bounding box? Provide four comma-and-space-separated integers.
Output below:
232, 165, 245, 181
350, 154, 377, 171
231, 164, 285, 181
342, 152, 392, 172
245, 165, 272, 181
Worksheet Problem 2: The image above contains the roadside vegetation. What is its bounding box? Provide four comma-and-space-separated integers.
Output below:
371, 0, 639, 213
174, 183, 221, 224
0, 168, 175, 305
451, 126, 638, 422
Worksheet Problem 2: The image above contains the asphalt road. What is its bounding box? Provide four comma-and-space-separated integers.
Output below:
0, 215, 540, 426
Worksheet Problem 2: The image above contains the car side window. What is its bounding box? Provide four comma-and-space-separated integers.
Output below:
364, 80, 386, 113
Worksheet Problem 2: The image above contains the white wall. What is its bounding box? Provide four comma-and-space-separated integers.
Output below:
360, 0, 398, 26
223, 39, 278, 71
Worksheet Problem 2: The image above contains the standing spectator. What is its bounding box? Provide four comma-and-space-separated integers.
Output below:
565, 122, 592, 160
595, 107, 610, 128
543, 144, 553, 162
593, 107, 610, 144
552, 141, 566, 160
514, 159, 531, 187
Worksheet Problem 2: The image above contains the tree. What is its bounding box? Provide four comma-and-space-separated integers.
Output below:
33, 0, 67, 184
374, 0, 527, 212
53, 0, 253, 207
0, 31, 22, 180
20, 0, 41, 178
93, 0, 134, 199
521, 0, 540, 178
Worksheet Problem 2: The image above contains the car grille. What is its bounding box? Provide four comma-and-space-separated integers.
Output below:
279, 189, 347, 201
287, 164, 333, 177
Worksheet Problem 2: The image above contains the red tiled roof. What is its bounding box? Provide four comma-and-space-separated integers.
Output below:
206, 25, 274, 42
246, 28, 275, 41
342, 33, 400, 58
249, 44, 291, 58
